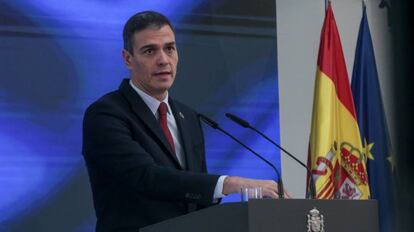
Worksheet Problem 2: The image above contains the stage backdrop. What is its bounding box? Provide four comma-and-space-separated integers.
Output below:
0, 1, 279, 231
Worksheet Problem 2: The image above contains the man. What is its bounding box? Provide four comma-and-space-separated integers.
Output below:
82, 11, 280, 232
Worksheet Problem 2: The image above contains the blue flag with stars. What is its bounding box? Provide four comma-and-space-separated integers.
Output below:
351, 6, 396, 232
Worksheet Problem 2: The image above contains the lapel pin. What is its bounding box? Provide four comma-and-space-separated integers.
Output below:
179, 112, 185, 119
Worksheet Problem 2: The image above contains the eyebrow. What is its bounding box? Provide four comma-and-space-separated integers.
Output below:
139, 42, 176, 52
165, 42, 176, 47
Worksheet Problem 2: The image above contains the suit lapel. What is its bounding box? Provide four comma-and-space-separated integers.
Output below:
169, 99, 197, 171
118, 79, 181, 168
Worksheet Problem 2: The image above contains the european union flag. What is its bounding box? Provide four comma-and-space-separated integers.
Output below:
351, 6, 396, 232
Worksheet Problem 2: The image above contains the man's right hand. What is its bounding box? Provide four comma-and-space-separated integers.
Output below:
222, 176, 284, 199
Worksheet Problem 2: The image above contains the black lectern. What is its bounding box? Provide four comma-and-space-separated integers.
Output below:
140, 199, 378, 232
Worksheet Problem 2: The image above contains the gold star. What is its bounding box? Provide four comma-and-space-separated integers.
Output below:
387, 154, 396, 172
363, 138, 375, 161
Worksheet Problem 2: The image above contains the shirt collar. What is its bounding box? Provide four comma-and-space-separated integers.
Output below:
129, 79, 171, 116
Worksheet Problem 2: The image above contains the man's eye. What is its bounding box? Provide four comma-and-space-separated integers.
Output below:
167, 46, 175, 52
144, 49, 153, 54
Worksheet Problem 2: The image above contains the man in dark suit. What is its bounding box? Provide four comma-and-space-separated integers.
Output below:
82, 11, 280, 232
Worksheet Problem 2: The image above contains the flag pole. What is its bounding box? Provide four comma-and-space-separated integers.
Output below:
325, 0, 329, 11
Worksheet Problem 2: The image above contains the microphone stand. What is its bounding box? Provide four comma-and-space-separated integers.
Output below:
198, 113, 284, 199
225, 113, 317, 199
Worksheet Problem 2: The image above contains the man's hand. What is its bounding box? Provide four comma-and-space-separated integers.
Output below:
222, 176, 290, 199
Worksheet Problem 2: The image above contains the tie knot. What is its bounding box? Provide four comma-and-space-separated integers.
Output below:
158, 102, 168, 116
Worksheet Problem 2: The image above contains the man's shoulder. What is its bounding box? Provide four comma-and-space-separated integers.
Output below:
85, 78, 135, 113
84, 90, 128, 116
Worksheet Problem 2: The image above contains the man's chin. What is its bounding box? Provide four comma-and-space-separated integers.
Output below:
156, 79, 174, 88
153, 73, 174, 80
154, 84, 173, 93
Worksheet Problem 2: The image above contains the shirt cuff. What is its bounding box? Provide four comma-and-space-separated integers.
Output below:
213, 175, 228, 199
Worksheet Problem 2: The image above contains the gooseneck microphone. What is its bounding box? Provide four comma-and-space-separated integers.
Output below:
225, 113, 317, 199
198, 113, 284, 199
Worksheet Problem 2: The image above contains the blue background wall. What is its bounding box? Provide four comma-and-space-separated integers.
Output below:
0, 1, 279, 231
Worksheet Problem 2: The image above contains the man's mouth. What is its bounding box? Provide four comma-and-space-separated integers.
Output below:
153, 71, 172, 79
153, 71, 171, 76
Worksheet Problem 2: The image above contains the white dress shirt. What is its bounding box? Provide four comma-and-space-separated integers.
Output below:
129, 80, 226, 198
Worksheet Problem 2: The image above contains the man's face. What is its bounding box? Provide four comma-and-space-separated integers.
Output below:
123, 25, 178, 100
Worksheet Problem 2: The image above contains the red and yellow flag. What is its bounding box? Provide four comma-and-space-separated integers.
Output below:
307, 2, 370, 199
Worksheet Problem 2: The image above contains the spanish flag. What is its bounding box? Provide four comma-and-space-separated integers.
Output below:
307, 2, 370, 199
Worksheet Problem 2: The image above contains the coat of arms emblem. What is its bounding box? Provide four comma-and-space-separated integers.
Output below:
307, 207, 324, 232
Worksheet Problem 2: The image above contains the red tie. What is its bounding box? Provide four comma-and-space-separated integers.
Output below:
158, 102, 175, 153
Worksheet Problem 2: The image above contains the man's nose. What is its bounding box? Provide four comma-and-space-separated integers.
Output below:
157, 51, 168, 65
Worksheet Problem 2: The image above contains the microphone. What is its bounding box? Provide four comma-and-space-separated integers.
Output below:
225, 113, 317, 199
198, 113, 284, 199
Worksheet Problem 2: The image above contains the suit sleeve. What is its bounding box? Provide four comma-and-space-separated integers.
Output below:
82, 101, 220, 206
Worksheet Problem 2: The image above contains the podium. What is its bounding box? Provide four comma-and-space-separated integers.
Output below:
140, 199, 378, 232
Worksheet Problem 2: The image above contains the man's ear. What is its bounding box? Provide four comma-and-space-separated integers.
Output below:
122, 49, 133, 69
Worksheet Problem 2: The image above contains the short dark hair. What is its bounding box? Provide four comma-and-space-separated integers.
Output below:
123, 11, 174, 54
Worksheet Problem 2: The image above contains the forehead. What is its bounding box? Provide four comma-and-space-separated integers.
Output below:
132, 25, 175, 49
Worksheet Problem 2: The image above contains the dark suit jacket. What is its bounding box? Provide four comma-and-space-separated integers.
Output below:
82, 79, 220, 232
